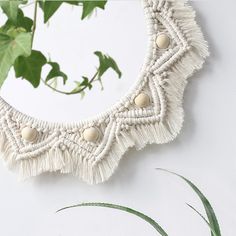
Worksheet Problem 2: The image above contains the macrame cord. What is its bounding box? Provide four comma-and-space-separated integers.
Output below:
0, 0, 209, 184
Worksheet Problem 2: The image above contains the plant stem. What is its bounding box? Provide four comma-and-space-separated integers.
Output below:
42, 72, 99, 95
31, 0, 38, 48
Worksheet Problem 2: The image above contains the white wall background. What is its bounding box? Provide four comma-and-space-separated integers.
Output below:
0, 1, 235, 235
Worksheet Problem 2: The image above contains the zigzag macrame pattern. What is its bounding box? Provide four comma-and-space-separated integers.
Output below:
0, 0, 209, 184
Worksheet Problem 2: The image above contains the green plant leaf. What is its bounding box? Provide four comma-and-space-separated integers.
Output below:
80, 0, 107, 20
14, 50, 47, 88
94, 51, 122, 79
81, 76, 92, 90
16, 9, 33, 32
46, 62, 68, 84
0, 21, 11, 34
39, 1, 63, 23
71, 81, 81, 92
156, 169, 221, 236
57, 202, 168, 236
187, 204, 218, 236
0, 0, 20, 24
1, 9, 33, 33
0, 31, 31, 87
70, 81, 85, 97
39, 0, 107, 22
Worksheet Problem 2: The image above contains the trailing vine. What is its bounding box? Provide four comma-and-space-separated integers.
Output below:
0, 0, 122, 96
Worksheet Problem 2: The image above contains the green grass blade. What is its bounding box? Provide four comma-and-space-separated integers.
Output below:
156, 169, 221, 236
57, 202, 168, 236
187, 203, 218, 236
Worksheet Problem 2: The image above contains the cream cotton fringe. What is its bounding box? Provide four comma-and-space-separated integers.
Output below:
0, 0, 209, 184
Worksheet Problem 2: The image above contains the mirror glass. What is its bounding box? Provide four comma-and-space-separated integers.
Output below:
1, 1, 148, 122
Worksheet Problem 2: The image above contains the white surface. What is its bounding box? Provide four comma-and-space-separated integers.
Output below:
0, 1, 235, 235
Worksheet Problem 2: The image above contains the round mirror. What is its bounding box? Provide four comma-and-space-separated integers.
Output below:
0, 1, 147, 122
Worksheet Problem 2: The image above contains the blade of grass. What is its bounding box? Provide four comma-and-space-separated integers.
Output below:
156, 168, 221, 236
57, 202, 168, 236
187, 203, 218, 236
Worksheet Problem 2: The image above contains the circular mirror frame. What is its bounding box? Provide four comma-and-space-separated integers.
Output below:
0, 0, 209, 184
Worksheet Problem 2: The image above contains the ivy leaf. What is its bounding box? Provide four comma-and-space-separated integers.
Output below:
0, 0, 21, 24
5, 27, 26, 38
46, 62, 68, 85
94, 51, 122, 79
14, 50, 47, 88
71, 81, 81, 93
71, 81, 85, 98
0, 31, 31, 87
39, 1, 63, 23
40, 0, 107, 23
80, 1, 107, 20
1, 9, 33, 33
16, 9, 33, 32
81, 76, 92, 90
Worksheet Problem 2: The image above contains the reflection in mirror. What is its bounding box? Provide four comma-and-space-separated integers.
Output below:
0, 1, 147, 122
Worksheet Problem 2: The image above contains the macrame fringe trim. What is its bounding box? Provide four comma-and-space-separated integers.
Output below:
0, 0, 209, 184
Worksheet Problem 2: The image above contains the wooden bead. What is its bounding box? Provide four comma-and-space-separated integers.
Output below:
156, 34, 170, 49
83, 127, 99, 142
21, 127, 38, 142
134, 93, 150, 108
